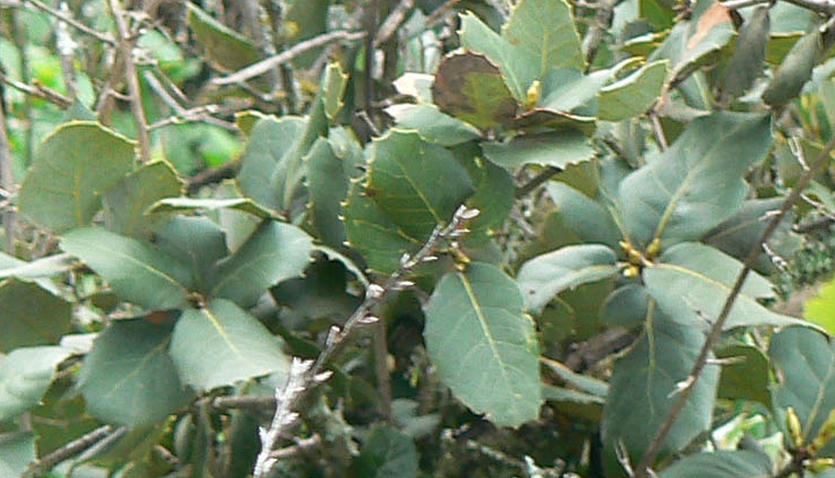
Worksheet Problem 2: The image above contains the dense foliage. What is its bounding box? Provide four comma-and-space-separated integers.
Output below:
6, 0, 835, 477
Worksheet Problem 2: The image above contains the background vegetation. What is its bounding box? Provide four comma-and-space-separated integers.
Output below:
5, 0, 835, 477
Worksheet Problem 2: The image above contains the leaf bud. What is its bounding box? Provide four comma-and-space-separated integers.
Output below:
787, 407, 804, 448
806, 457, 835, 474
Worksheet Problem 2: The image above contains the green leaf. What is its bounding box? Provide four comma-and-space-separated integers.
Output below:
542, 358, 608, 397
0, 346, 73, 422
79, 318, 193, 427
425, 262, 541, 427
269, 66, 332, 209
186, 4, 261, 72
601, 284, 650, 327
283, 0, 329, 67
62, 227, 193, 310
0, 433, 35, 476
170, 299, 289, 390
18, 122, 135, 232
703, 198, 799, 274
762, 28, 833, 107
322, 62, 348, 120
102, 160, 182, 237
716, 344, 771, 407
602, 305, 718, 472
619, 112, 772, 247
367, 130, 475, 239
343, 179, 421, 275
461, 154, 515, 247
237, 116, 306, 210
209, 220, 313, 307
0, 279, 71, 352
150, 197, 274, 219
459, 12, 538, 102
0, 253, 75, 280
719, 6, 769, 100
598, 60, 669, 121
644, 242, 808, 329
270, 257, 361, 322
544, 182, 621, 249
305, 138, 349, 247
356, 426, 420, 478
432, 52, 518, 130
384, 104, 482, 146
517, 244, 618, 314
770, 326, 835, 450
539, 68, 611, 112
155, 217, 228, 295
482, 131, 595, 169
658, 450, 772, 478
213, 181, 261, 253
670, 3, 736, 83
503, 0, 584, 72
806, 278, 835, 334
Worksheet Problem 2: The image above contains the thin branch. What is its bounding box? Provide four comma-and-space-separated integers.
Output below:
23, 0, 115, 45
581, 0, 621, 69
632, 129, 835, 478
212, 393, 275, 410
214, 30, 367, 86
185, 159, 241, 195
649, 111, 668, 151
779, 0, 835, 14
108, 0, 151, 162
147, 105, 236, 131
362, 0, 379, 119
720, 0, 769, 9
372, 319, 394, 423
142, 70, 186, 116
374, 0, 415, 48
516, 166, 561, 198
55, 2, 78, 98
253, 205, 481, 478
0, 88, 15, 254
426, 0, 463, 28
23, 425, 116, 477
0, 71, 72, 109
269, 434, 322, 460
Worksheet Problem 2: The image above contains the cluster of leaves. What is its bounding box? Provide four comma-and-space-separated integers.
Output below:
7, 0, 835, 477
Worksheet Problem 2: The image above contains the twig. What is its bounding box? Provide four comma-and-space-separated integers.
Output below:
363, 1, 379, 116
780, 0, 835, 14
269, 434, 322, 460
23, 425, 116, 477
211, 393, 275, 410
185, 159, 242, 195
372, 319, 394, 423
632, 128, 835, 478
214, 30, 367, 86
581, 0, 622, 69
794, 216, 835, 233
426, 0, 463, 28
0, 88, 15, 254
147, 105, 236, 132
720, 0, 769, 9
515, 166, 561, 198
55, 1, 78, 98
649, 111, 668, 150
253, 205, 481, 477
0, 72, 72, 109
142, 70, 186, 115
24, 0, 115, 45
374, 0, 415, 48
108, 0, 151, 162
